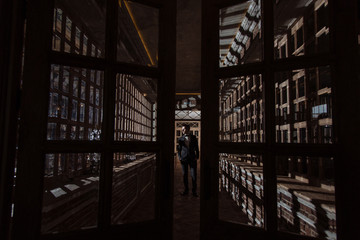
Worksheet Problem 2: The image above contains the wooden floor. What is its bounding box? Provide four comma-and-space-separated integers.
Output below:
126, 157, 243, 240
173, 157, 200, 240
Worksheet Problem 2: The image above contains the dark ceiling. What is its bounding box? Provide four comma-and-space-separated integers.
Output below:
176, 0, 201, 93
59, 0, 312, 96
60, 0, 202, 95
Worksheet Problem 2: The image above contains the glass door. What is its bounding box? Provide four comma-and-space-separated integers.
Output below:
201, 0, 359, 240
11, 0, 176, 239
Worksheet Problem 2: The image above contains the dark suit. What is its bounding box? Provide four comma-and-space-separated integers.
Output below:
177, 134, 199, 194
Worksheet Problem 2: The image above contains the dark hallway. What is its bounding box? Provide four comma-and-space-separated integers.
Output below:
173, 157, 200, 240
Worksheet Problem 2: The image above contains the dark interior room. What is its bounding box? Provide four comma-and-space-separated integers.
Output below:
1, 0, 360, 239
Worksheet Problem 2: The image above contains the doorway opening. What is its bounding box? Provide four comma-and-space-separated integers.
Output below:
173, 94, 201, 240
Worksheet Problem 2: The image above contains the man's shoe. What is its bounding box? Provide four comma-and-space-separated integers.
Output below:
180, 190, 189, 196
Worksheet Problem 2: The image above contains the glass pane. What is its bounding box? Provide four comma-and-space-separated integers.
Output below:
73, 76, 79, 97
277, 156, 336, 239
274, 0, 329, 59
81, 80, 86, 100
48, 93, 59, 118
70, 126, 76, 140
117, 0, 159, 67
61, 96, 68, 119
47, 65, 104, 140
95, 88, 100, 105
219, 153, 264, 228
62, 67, 69, 92
219, 75, 265, 142
41, 153, 101, 234
50, 65, 60, 89
175, 110, 201, 120
71, 100, 78, 121
175, 95, 201, 110
219, 0, 263, 67
275, 66, 333, 144
111, 152, 156, 224
90, 70, 95, 82
52, 1, 106, 57
114, 74, 157, 141
90, 86, 94, 104
47, 123, 56, 140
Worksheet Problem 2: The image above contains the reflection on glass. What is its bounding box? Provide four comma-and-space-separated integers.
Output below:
47, 123, 56, 140
73, 76, 78, 97
117, 0, 159, 67
89, 106, 93, 124
54, 8, 62, 32
95, 89, 100, 106
275, 66, 332, 144
219, 0, 263, 67
276, 156, 336, 239
61, 96, 68, 119
83, 35, 88, 55
90, 70, 95, 82
274, 0, 329, 59
50, 65, 59, 89
47, 65, 103, 140
111, 152, 156, 224
81, 80, 86, 100
62, 68, 69, 92
90, 86, 94, 104
70, 126, 76, 140
64, 42, 71, 53
52, 0, 105, 57
41, 153, 101, 234
75, 27, 81, 48
219, 75, 264, 142
219, 153, 264, 228
71, 100, 78, 121
79, 126, 84, 139
48, 93, 59, 118
95, 108, 99, 125
53, 35, 61, 51
80, 103, 85, 123
96, 71, 101, 86
60, 124, 66, 140
114, 74, 157, 141
65, 17, 72, 40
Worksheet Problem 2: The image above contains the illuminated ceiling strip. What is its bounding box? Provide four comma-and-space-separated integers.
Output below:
122, 0, 155, 66
220, 1, 260, 66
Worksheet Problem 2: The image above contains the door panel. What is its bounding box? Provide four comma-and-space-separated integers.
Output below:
12, 0, 176, 239
201, 1, 344, 240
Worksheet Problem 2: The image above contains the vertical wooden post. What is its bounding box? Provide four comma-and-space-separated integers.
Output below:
332, 1, 360, 239
12, 0, 53, 238
157, 0, 176, 239
0, 0, 26, 239
263, 0, 277, 236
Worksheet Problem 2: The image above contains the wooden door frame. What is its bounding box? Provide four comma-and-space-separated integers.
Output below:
0, 0, 26, 239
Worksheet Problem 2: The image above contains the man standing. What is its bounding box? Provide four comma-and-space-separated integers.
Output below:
177, 124, 199, 197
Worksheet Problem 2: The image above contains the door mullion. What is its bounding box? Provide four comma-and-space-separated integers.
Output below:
98, 0, 118, 230
156, 1, 176, 239
262, 0, 277, 235
200, 0, 220, 239
332, 1, 360, 239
